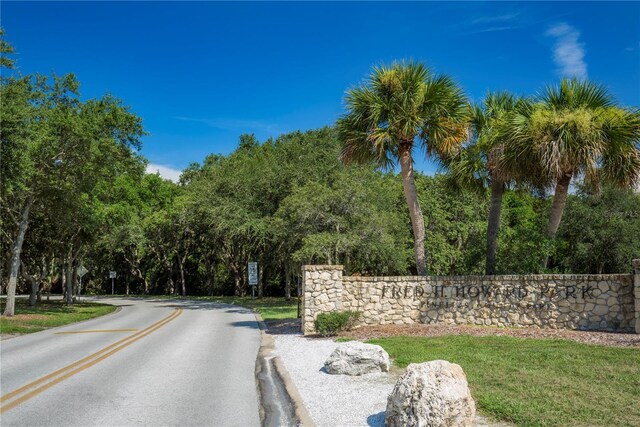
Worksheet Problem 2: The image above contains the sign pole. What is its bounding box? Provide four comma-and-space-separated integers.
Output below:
77, 265, 88, 300
297, 277, 302, 319
248, 262, 258, 299
109, 271, 117, 295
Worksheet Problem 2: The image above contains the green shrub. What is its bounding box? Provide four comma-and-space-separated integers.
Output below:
314, 310, 361, 337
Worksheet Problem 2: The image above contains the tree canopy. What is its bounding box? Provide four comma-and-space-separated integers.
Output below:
2, 34, 639, 306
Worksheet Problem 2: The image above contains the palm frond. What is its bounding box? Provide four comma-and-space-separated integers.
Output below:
599, 108, 640, 187
441, 143, 488, 196
337, 60, 469, 169
541, 78, 614, 111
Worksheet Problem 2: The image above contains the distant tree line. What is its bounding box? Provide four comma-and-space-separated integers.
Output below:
2, 33, 639, 315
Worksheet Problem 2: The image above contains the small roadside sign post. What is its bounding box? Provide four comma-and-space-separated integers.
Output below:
78, 265, 89, 299
297, 276, 302, 319
109, 271, 117, 295
248, 262, 258, 299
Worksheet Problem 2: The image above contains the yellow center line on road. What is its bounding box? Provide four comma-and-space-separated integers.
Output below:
0, 308, 183, 413
54, 329, 139, 334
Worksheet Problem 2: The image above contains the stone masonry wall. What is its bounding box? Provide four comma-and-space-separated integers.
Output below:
302, 265, 344, 334
302, 262, 640, 335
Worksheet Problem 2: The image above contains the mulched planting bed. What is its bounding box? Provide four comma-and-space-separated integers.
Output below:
339, 323, 640, 347
264, 318, 302, 335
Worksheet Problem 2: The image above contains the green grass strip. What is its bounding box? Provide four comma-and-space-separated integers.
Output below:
1, 299, 117, 334
369, 335, 640, 427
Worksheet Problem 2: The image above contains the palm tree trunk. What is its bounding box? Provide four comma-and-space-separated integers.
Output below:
547, 173, 572, 237
4, 197, 33, 317
543, 172, 572, 268
485, 180, 504, 275
399, 143, 428, 276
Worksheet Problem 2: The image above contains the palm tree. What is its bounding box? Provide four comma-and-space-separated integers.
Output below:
337, 61, 468, 275
447, 92, 531, 275
504, 78, 640, 267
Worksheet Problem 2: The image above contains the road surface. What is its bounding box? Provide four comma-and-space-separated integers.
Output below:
0, 297, 262, 426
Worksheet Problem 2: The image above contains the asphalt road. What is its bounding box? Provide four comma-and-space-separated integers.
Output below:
0, 297, 262, 427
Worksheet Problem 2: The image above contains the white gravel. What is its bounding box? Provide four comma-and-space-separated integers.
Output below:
273, 334, 511, 427
273, 335, 396, 427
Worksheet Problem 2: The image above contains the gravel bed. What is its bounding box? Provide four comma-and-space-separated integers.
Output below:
273, 334, 511, 427
274, 334, 396, 427
269, 320, 628, 426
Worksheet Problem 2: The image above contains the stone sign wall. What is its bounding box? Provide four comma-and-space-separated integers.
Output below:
302, 262, 640, 335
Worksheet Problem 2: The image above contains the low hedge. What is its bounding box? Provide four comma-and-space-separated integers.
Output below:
314, 310, 361, 337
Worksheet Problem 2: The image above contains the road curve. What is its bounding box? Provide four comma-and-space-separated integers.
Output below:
0, 297, 261, 427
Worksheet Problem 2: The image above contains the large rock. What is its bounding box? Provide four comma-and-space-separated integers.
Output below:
324, 341, 390, 375
385, 360, 475, 427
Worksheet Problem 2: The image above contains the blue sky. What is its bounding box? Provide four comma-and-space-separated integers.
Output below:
3, 1, 640, 181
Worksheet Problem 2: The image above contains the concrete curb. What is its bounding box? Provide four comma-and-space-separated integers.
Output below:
254, 313, 315, 427
271, 355, 315, 427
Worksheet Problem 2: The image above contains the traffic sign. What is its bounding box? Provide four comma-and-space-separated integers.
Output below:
109, 271, 117, 279
248, 262, 258, 286
78, 265, 89, 278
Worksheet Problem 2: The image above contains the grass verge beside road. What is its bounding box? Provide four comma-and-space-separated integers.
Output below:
0, 299, 117, 334
210, 296, 298, 321
369, 335, 640, 427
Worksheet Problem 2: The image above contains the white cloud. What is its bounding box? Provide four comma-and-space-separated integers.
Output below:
462, 11, 521, 35
546, 23, 587, 80
465, 26, 516, 35
173, 116, 280, 134
625, 42, 640, 52
146, 163, 182, 183
471, 13, 520, 24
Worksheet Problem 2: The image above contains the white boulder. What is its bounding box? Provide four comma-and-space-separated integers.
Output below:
324, 341, 390, 375
385, 360, 475, 427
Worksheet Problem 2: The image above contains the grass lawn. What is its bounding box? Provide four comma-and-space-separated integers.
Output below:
369, 335, 640, 427
0, 298, 117, 334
